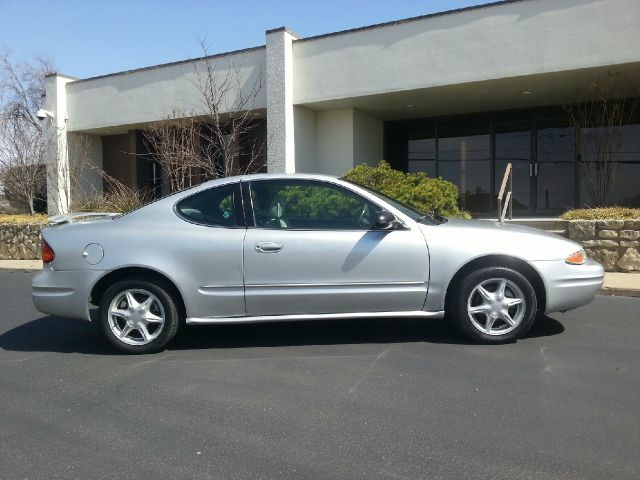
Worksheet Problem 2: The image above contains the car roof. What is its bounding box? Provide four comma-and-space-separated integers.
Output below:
241, 172, 339, 182
197, 172, 342, 188
141, 173, 345, 207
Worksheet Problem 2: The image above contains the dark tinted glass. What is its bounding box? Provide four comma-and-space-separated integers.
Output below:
176, 184, 238, 227
438, 134, 491, 212
537, 127, 575, 212
580, 124, 640, 207
495, 130, 531, 211
408, 138, 436, 176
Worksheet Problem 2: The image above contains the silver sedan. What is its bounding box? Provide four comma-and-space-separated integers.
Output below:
32, 174, 604, 353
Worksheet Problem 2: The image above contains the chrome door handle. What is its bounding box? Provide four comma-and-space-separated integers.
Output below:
255, 242, 283, 253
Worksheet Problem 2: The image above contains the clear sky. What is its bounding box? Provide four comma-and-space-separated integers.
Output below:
0, 0, 494, 79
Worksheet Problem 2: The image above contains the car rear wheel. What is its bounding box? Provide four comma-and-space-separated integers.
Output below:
450, 266, 537, 344
98, 278, 180, 354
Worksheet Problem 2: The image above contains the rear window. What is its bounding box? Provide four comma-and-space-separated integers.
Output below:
175, 184, 238, 227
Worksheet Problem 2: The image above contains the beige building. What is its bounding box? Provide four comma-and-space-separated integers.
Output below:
45, 0, 640, 215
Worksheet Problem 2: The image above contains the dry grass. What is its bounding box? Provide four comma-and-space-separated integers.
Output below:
0, 213, 49, 224
561, 207, 640, 220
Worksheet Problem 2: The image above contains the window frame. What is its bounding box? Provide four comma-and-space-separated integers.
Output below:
173, 182, 246, 228
245, 178, 403, 232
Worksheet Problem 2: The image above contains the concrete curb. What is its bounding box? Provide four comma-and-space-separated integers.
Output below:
0, 261, 42, 272
598, 288, 640, 298
0, 269, 40, 273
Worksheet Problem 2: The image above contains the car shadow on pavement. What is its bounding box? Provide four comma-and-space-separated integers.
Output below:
0, 316, 113, 355
0, 314, 564, 354
170, 314, 565, 351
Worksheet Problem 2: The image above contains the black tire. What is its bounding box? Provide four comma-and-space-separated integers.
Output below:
97, 277, 180, 354
449, 266, 537, 344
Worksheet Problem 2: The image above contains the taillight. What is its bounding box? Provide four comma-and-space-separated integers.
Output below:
41, 240, 55, 263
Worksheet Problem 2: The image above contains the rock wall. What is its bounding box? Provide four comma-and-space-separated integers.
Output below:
0, 224, 42, 260
2, 220, 640, 271
568, 220, 640, 272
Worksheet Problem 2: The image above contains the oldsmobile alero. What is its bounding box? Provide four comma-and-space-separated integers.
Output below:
32, 174, 604, 353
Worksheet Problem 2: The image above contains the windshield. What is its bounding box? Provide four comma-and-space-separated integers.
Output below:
341, 180, 445, 224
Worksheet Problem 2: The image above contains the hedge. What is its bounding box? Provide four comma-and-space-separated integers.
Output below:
343, 161, 470, 219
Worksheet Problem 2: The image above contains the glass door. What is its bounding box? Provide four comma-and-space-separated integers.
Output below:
495, 129, 532, 213
535, 127, 576, 214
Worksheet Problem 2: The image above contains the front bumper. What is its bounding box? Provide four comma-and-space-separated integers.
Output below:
32, 265, 104, 321
531, 259, 604, 314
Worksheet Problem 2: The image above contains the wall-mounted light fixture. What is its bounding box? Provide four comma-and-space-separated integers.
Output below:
36, 109, 67, 130
36, 109, 54, 120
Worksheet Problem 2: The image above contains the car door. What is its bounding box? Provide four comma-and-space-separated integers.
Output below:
171, 182, 247, 319
242, 178, 429, 316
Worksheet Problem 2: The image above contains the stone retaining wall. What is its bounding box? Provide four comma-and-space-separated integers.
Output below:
2, 220, 640, 271
568, 220, 640, 272
0, 224, 42, 260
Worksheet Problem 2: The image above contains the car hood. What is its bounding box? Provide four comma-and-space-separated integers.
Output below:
419, 218, 582, 262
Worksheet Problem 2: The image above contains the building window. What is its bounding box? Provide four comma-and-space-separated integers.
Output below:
580, 123, 640, 207
536, 127, 575, 212
384, 107, 640, 214
408, 138, 436, 176
438, 133, 491, 213
495, 130, 531, 212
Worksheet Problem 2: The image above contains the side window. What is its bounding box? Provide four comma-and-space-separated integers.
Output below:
249, 180, 381, 230
175, 184, 239, 227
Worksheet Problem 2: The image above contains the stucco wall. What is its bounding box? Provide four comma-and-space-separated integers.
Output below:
66, 48, 267, 132
310, 108, 383, 175
70, 133, 103, 207
266, 30, 296, 173
293, 105, 316, 172
314, 109, 355, 176
353, 110, 383, 168
292, 0, 640, 104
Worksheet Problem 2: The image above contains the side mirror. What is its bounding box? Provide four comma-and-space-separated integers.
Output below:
373, 210, 397, 230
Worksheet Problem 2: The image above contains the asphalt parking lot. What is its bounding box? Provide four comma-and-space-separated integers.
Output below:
1, 271, 639, 480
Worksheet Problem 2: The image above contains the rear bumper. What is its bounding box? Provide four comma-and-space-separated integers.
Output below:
531, 259, 604, 314
32, 265, 103, 321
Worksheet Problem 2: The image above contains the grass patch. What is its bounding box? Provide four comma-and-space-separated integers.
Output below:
0, 214, 49, 225
561, 207, 640, 220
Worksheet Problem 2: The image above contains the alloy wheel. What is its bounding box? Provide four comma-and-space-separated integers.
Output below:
466, 277, 526, 336
107, 289, 166, 345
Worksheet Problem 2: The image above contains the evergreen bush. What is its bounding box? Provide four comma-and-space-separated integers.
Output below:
343, 161, 470, 219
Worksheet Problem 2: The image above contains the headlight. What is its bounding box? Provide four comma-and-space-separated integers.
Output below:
565, 249, 586, 265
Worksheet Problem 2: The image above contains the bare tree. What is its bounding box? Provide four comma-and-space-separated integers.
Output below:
79, 171, 152, 213
143, 41, 265, 193
143, 112, 202, 193
0, 53, 54, 213
566, 73, 639, 206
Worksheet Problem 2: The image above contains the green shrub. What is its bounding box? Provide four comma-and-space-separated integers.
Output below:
561, 207, 640, 220
276, 184, 362, 218
343, 161, 471, 219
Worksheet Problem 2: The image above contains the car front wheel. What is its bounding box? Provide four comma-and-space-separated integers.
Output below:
98, 278, 180, 354
450, 266, 537, 344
